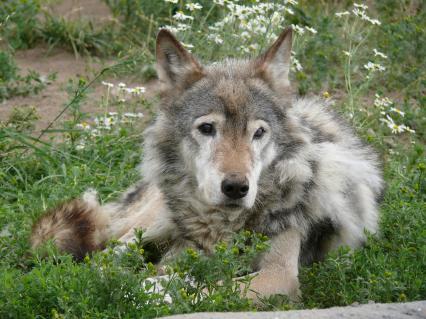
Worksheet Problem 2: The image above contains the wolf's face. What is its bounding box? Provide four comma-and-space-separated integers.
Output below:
154, 28, 294, 210
180, 81, 279, 209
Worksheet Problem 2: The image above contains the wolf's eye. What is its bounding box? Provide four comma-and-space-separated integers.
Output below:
253, 127, 266, 140
198, 123, 215, 136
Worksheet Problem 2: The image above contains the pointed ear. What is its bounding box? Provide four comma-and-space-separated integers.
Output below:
156, 29, 204, 89
256, 28, 293, 92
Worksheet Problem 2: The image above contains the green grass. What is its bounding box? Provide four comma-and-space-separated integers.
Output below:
0, 0, 425, 317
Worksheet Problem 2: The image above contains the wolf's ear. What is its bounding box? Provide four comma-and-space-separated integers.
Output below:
256, 28, 293, 92
156, 29, 204, 89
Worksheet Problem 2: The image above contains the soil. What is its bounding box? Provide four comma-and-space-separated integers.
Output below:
1, 0, 159, 135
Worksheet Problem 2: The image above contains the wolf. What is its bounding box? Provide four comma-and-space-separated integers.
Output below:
31, 27, 384, 300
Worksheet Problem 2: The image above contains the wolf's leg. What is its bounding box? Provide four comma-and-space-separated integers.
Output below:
244, 228, 301, 301
109, 185, 172, 245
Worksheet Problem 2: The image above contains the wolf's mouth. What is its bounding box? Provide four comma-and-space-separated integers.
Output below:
220, 201, 244, 210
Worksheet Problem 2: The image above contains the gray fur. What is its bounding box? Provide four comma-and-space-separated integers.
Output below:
31, 28, 384, 300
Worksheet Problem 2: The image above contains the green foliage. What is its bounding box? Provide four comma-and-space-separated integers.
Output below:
0, 229, 266, 317
0, 51, 48, 101
40, 14, 120, 56
0, 0, 41, 49
0, 0, 425, 317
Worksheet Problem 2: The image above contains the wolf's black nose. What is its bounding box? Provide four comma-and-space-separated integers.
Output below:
221, 175, 249, 200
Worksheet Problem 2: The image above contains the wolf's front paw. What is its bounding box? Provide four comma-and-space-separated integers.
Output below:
243, 270, 300, 302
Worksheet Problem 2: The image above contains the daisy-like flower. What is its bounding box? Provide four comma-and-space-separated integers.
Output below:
270, 12, 281, 27
390, 107, 405, 117
101, 81, 114, 88
291, 24, 305, 35
181, 42, 194, 49
213, 0, 225, 5
185, 3, 202, 11
374, 94, 393, 108
405, 126, 415, 134
335, 11, 350, 18
343, 50, 352, 57
76, 122, 91, 130
291, 56, 303, 72
305, 26, 317, 34
352, 7, 366, 18
133, 86, 146, 95
381, 115, 405, 134
354, 3, 368, 10
173, 11, 194, 21
76, 142, 86, 150
208, 34, 223, 44
284, 7, 294, 15
373, 49, 388, 59
368, 18, 381, 25
161, 25, 179, 33
364, 61, 386, 72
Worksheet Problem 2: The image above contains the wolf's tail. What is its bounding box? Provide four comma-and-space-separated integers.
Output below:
30, 190, 113, 260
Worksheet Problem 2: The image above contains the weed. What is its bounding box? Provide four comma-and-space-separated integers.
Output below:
0, 0, 425, 317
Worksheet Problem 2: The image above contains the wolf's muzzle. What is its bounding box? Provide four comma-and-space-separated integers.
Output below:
221, 174, 249, 200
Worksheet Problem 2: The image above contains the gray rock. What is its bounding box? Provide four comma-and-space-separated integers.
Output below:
161, 301, 426, 319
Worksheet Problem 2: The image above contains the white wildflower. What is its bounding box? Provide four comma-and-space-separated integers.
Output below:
133, 86, 146, 95
335, 11, 350, 18
76, 122, 91, 130
305, 26, 317, 34
405, 126, 415, 134
118, 82, 126, 88
373, 49, 388, 59
101, 81, 114, 88
161, 25, 179, 33
291, 24, 305, 35
381, 115, 405, 134
185, 3, 202, 11
164, 0, 178, 3
91, 129, 100, 137
352, 7, 366, 18
371, 18, 381, 25
374, 94, 393, 108
284, 7, 294, 15
364, 61, 386, 72
76, 142, 86, 150
181, 42, 194, 49
390, 107, 405, 117
343, 50, 352, 57
173, 11, 194, 21
270, 12, 281, 27
292, 57, 303, 72
103, 116, 116, 127
213, 0, 225, 5
108, 111, 118, 116
354, 3, 368, 10
208, 34, 223, 44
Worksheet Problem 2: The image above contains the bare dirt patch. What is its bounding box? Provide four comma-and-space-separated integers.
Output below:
1, 0, 158, 135
49, 0, 113, 23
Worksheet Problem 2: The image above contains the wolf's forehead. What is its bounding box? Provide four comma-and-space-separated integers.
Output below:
213, 78, 250, 116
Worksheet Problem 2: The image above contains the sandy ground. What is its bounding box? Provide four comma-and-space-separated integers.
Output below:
1, 0, 158, 134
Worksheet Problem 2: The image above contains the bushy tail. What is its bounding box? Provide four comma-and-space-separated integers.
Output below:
30, 190, 111, 260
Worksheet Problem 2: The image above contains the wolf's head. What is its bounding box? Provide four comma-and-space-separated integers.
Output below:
149, 28, 299, 210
